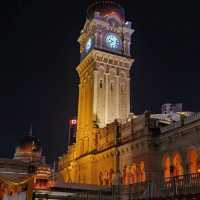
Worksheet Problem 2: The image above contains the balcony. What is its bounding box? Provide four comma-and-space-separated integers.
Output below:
118, 173, 200, 199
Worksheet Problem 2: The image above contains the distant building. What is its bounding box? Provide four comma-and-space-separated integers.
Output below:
0, 133, 109, 200
0, 133, 53, 199
161, 103, 182, 114
151, 103, 193, 125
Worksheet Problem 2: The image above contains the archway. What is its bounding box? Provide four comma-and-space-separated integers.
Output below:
187, 148, 198, 174
104, 170, 109, 185
163, 154, 171, 180
99, 171, 103, 185
173, 152, 184, 177
123, 165, 129, 185
130, 163, 137, 184
140, 161, 146, 182
109, 169, 114, 185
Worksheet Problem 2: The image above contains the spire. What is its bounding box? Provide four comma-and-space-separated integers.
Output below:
29, 124, 33, 136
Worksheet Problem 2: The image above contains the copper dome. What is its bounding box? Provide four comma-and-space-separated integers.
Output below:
87, 1, 125, 21
17, 135, 41, 153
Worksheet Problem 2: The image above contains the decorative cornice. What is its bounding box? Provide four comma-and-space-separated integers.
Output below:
77, 48, 134, 78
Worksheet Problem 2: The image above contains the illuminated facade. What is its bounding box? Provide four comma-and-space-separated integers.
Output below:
59, 1, 133, 185
68, 119, 77, 146
0, 134, 54, 199
58, 1, 200, 186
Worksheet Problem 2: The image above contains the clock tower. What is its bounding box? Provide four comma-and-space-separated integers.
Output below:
76, 1, 134, 155
59, 1, 135, 185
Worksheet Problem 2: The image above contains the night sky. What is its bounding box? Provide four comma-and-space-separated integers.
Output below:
1, 0, 200, 164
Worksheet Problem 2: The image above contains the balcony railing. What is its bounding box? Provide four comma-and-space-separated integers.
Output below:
184, 112, 200, 125
117, 173, 200, 199
160, 112, 200, 133
160, 121, 181, 133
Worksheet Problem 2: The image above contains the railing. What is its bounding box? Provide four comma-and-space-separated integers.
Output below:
117, 173, 200, 199
184, 112, 200, 125
160, 121, 181, 133
160, 112, 200, 133
34, 173, 200, 200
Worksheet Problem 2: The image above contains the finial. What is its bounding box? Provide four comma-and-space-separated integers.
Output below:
29, 124, 33, 136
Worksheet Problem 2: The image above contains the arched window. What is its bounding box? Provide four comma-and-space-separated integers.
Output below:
187, 148, 198, 174
123, 165, 129, 185
130, 163, 137, 184
99, 80, 103, 88
111, 82, 114, 91
109, 169, 114, 185
104, 170, 109, 185
173, 152, 184, 177
99, 171, 103, 185
163, 154, 171, 181
140, 161, 146, 182
120, 83, 125, 94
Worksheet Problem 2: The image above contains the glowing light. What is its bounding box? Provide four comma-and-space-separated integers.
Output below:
85, 37, 92, 52
105, 34, 120, 49
70, 119, 77, 125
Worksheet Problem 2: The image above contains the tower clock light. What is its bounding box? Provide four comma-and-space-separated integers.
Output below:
85, 37, 92, 52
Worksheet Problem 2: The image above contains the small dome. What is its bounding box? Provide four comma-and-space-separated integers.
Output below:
87, 1, 125, 21
17, 135, 41, 153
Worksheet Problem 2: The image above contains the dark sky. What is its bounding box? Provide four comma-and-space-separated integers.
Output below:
1, 0, 200, 163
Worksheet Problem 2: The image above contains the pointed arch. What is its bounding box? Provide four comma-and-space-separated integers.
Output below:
162, 153, 171, 180
172, 152, 184, 177
130, 163, 137, 184
140, 161, 146, 182
187, 147, 198, 174
104, 170, 109, 185
123, 165, 129, 185
99, 171, 103, 185
109, 169, 114, 185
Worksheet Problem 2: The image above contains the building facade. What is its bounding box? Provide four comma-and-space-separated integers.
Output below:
0, 133, 54, 199
68, 119, 77, 147
58, 1, 200, 187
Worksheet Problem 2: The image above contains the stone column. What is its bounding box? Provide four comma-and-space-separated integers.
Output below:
81, 79, 86, 129
113, 149, 121, 185
127, 41, 131, 56
180, 150, 188, 175
116, 75, 120, 119
105, 73, 109, 124
93, 70, 98, 122
127, 77, 131, 117
77, 83, 82, 139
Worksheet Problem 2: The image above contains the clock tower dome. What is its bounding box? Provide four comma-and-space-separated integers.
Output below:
76, 1, 134, 152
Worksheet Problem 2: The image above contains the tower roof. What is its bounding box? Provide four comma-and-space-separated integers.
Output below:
87, 1, 125, 21
14, 135, 42, 162
17, 135, 41, 152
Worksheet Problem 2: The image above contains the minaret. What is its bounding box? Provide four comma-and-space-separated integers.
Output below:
76, 1, 134, 153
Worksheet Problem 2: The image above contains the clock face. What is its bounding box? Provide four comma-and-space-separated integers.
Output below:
85, 37, 92, 52
105, 34, 121, 49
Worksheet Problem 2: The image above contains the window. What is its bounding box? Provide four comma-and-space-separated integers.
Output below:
187, 148, 198, 174
111, 82, 113, 91
100, 80, 103, 88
